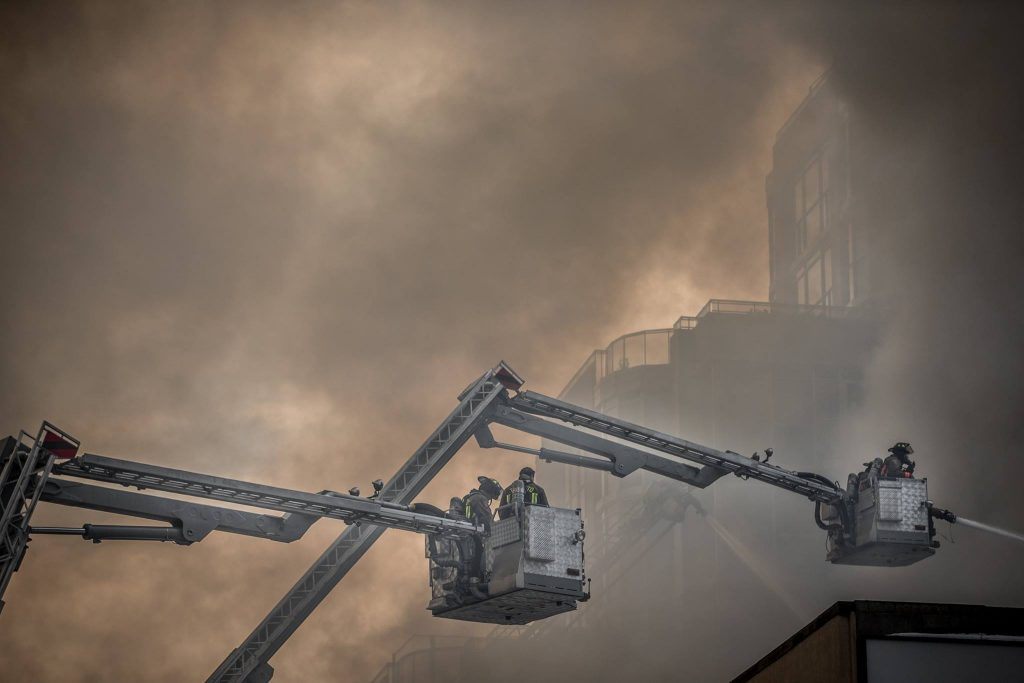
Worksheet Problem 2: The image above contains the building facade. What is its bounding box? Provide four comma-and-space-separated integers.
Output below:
766, 71, 897, 311
514, 297, 878, 681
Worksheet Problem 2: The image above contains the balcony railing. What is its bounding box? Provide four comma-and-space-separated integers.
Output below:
370, 635, 476, 683
674, 298, 859, 329
601, 328, 673, 377
560, 300, 864, 394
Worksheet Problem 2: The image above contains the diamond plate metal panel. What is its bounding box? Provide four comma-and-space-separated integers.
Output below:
878, 482, 903, 521
525, 507, 557, 562
523, 507, 583, 578
487, 518, 520, 549
900, 479, 929, 529
833, 476, 934, 566
484, 517, 522, 572
877, 479, 929, 532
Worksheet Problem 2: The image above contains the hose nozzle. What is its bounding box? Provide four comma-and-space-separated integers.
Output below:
926, 501, 957, 524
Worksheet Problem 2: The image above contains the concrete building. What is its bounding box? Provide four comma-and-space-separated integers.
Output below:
488, 73, 885, 678
766, 71, 899, 310
489, 72, 886, 680
767, 73, 854, 309
517, 297, 878, 680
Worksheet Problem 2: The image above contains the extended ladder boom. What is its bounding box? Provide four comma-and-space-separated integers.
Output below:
504, 391, 843, 503
3, 362, 848, 682
52, 454, 477, 538
208, 363, 847, 681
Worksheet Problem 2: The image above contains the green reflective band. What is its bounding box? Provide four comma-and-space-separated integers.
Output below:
531, 492, 538, 503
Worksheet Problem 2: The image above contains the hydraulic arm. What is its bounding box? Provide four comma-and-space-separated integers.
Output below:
0, 422, 482, 618
37, 477, 319, 543
487, 391, 842, 502
51, 454, 477, 537
209, 363, 862, 680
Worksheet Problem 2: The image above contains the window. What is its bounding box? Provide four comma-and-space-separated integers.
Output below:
795, 248, 834, 307
606, 339, 624, 374
602, 331, 673, 375
645, 331, 670, 365
794, 154, 828, 254
822, 248, 833, 305
807, 257, 822, 305
624, 334, 644, 369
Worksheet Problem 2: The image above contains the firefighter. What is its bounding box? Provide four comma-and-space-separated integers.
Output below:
498, 466, 549, 519
461, 476, 502, 580
462, 476, 502, 533
881, 442, 915, 478
447, 496, 465, 519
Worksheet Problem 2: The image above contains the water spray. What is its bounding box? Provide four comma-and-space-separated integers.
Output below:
927, 502, 1024, 547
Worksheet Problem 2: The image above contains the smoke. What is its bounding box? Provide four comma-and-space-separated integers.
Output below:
1, 2, 1022, 682
471, 5, 1024, 681
0, 2, 814, 681
798, 3, 1024, 604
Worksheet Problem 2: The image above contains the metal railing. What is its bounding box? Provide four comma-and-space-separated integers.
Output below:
369, 635, 476, 683
674, 298, 860, 329
563, 300, 864, 390
602, 328, 672, 376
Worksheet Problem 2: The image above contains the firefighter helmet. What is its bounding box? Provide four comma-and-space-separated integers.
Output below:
477, 476, 503, 499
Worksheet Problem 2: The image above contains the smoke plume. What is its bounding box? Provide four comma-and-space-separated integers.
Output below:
1, 2, 1022, 681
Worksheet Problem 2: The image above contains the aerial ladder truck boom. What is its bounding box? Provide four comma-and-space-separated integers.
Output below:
207, 363, 948, 680
1, 362, 998, 682
2, 434, 480, 546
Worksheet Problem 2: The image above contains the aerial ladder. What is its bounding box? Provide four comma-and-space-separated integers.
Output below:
0, 362, 998, 681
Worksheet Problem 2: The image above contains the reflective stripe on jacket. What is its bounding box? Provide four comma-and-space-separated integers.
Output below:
501, 481, 549, 508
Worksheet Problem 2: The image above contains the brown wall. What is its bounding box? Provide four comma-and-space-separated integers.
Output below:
746, 613, 854, 683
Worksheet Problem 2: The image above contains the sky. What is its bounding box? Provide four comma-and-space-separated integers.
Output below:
2, 2, 1023, 681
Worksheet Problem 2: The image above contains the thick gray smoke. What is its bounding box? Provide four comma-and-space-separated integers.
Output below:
803, 4, 1024, 600
472, 7, 1024, 681
0, 3, 812, 681
1, 2, 1022, 682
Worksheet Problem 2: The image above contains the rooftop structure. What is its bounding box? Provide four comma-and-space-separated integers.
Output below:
733, 600, 1024, 683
